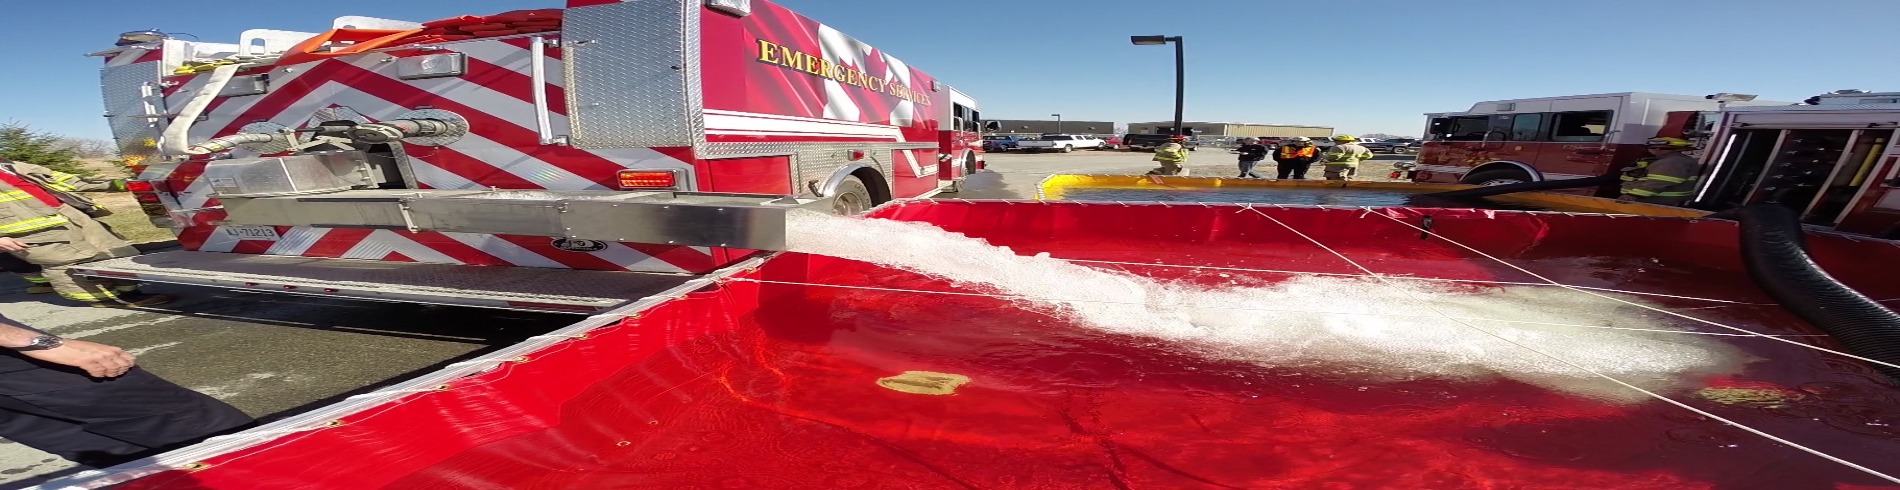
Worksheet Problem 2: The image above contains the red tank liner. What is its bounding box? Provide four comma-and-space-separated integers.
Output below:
91, 202, 1900, 489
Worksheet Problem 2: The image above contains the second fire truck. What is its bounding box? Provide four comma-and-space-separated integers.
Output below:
1411, 90, 1900, 238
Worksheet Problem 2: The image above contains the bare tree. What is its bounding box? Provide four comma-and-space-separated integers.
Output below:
54, 137, 117, 159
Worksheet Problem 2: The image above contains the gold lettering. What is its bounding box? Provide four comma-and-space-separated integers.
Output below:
775, 44, 801, 70
753, 37, 938, 106
804, 53, 825, 75
757, 39, 781, 64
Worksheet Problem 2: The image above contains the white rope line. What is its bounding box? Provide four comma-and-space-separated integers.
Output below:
1245, 205, 1900, 484
1362, 209, 1900, 373
1064, 258, 1746, 304
722, 278, 1825, 338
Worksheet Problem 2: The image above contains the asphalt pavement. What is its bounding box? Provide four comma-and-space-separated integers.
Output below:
0, 277, 575, 487
0, 146, 1415, 487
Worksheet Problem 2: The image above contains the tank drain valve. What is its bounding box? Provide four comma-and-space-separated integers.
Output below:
347, 119, 456, 144
184, 133, 281, 155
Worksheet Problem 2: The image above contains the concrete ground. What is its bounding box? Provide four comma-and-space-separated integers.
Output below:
0, 147, 1415, 487
945, 147, 1415, 200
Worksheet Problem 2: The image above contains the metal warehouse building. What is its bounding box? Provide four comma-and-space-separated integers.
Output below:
988, 119, 1118, 135
1126, 121, 1334, 138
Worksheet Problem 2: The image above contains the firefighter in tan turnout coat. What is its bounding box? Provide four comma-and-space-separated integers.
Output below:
0, 157, 171, 307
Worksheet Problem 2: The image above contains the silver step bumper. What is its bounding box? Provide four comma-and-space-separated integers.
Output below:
218, 190, 831, 251
70, 251, 703, 314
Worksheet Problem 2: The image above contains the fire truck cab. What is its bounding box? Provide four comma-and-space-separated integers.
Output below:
1412, 92, 1786, 186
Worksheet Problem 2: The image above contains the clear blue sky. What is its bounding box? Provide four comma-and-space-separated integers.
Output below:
3, 0, 1895, 141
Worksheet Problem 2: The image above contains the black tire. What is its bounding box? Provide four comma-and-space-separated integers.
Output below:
1060, 145, 1073, 153
1459, 168, 1533, 186
831, 176, 873, 216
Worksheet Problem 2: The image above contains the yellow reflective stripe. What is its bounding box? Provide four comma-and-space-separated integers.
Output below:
23, 274, 49, 284
1624, 188, 1658, 197
43, 181, 78, 192
59, 290, 119, 301
0, 215, 69, 235
1653, 191, 1692, 197
1643, 174, 1690, 184
0, 190, 36, 203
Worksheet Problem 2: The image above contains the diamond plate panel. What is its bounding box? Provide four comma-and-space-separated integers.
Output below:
100, 62, 164, 163
564, 1, 699, 148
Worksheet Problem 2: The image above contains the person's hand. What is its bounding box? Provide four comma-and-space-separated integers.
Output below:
0, 238, 27, 252
21, 340, 137, 378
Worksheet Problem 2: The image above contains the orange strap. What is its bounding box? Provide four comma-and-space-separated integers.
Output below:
275, 28, 424, 66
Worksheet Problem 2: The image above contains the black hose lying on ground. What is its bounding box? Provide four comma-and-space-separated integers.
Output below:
1422, 174, 1620, 199
1733, 203, 1900, 381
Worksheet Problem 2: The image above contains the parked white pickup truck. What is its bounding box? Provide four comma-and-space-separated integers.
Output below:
1016, 134, 1104, 153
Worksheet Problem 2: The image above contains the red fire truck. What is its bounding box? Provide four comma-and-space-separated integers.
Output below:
1409, 92, 1787, 186
1411, 91, 1900, 238
81, 0, 995, 313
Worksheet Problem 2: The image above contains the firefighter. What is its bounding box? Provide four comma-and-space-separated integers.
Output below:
1148, 135, 1191, 176
0, 157, 172, 307
0, 318, 253, 468
1618, 137, 1701, 206
1272, 137, 1324, 179
1321, 135, 1374, 181
1234, 137, 1269, 179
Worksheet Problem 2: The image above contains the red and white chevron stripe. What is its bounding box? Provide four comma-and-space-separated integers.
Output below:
151, 36, 720, 274
102, 46, 162, 67
168, 209, 717, 273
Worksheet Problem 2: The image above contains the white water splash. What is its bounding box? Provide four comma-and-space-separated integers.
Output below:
783, 211, 1750, 402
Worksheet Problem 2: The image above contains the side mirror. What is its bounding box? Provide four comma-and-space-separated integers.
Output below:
983, 121, 1001, 131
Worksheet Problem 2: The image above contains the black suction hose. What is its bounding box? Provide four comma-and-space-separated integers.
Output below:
1733, 203, 1900, 381
1423, 174, 1620, 199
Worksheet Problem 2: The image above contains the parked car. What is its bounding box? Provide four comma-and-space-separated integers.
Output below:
1359, 138, 1420, 153
982, 135, 1030, 152
1016, 134, 1105, 153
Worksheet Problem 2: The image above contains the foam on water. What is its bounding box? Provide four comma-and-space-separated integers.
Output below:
783, 211, 1751, 402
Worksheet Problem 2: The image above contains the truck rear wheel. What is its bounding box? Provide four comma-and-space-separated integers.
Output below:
1460, 168, 1533, 186
831, 176, 873, 216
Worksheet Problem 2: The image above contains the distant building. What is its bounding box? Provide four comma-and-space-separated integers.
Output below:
988, 119, 1117, 136
1125, 121, 1334, 139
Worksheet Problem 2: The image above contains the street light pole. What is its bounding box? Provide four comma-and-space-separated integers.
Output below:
1051, 113, 1062, 133
1170, 38, 1184, 138
1130, 35, 1185, 137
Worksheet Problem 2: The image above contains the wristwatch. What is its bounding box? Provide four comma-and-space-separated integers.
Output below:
12, 335, 63, 351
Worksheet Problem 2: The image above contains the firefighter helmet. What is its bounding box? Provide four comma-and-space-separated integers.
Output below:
1331, 135, 1357, 142
1646, 137, 1694, 149
1290, 136, 1312, 142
